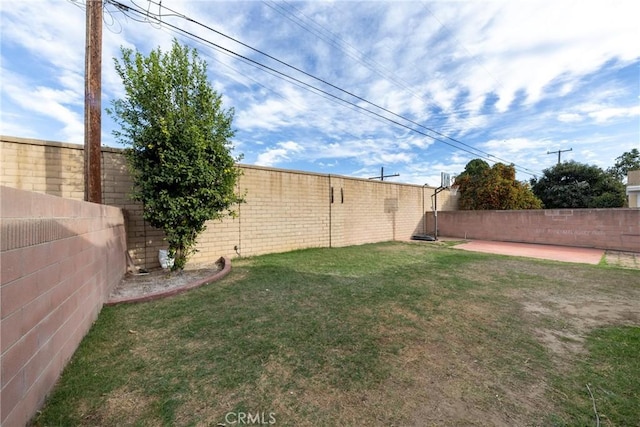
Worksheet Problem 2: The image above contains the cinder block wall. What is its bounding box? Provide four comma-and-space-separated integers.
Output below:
231, 166, 331, 257
0, 186, 127, 427
330, 177, 436, 247
2, 136, 455, 268
0, 137, 85, 199
437, 209, 640, 252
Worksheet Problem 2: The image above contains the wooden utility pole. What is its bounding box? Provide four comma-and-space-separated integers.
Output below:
547, 148, 572, 165
84, 0, 102, 203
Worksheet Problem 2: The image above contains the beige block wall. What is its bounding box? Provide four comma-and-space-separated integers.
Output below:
1, 138, 85, 199
1, 186, 126, 427
1, 136, 454, 268
232, 166, 331, 257
628, 170, 640, 208
330, 177, 431, 246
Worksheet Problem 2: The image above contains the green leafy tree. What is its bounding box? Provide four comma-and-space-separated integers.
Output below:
454, 160, 542, 210
108, 40, 243, 270
607, 148, 640, 182
530, 161, 626, 208
462, 158, 490, 177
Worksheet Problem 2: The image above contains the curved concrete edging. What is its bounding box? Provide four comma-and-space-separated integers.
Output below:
106, 256, 232, 306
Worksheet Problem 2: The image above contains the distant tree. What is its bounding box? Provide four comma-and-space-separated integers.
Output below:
607, 148, 640, 182
462, 158, 490, 177
454, 160, 542, 210
108, 39, 243, 270
530, 161, 626, 208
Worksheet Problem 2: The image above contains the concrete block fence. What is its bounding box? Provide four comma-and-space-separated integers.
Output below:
1, 136, 458, 269
436, 209, 640, 252
1, 186, 126, 426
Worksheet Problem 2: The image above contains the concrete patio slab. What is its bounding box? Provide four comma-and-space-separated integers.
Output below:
453, 240, 605, 264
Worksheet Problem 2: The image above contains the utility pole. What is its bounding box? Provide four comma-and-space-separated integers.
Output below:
368, 167, 400, 181
547, 148, 572, 165
84, 0, 102, 203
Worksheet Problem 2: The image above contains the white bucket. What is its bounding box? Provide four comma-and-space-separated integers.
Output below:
158, 249, 175, 269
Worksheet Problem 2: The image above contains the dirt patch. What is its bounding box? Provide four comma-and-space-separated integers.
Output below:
520, 293, 640, 363
109, 260, 223, 301
605, 250, 640, 269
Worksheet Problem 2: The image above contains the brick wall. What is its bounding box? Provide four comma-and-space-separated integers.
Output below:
2, 136, 456, 268
0, 186, 127, 427
437, 209, 640, 252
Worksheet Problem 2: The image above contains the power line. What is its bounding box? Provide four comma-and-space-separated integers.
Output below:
150, 16, 403, 151
109, 0, 539, 176
265, 1, 541, 176
109, 2, 436, 168
148, 0, 526, 169
265, 0, 485, 126
105, 0, 540, 176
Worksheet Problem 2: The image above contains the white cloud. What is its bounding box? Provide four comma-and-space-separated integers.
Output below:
422, 0, 639, 117
1, 69, 84, 142
235, 85, 310, 131
255, 140, 304, 166
588, 106, 640, 123
0, 1, 85, 71
557, 113, 583, 123
556, 103, 640, 124
482, 138, 551, 154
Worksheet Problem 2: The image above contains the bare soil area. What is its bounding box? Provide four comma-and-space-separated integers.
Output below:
109, 261, 223, 301
605, 250, 640, 269
520, 292, 640, 362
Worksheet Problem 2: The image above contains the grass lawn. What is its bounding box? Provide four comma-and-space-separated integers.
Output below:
33, 242, 640, 426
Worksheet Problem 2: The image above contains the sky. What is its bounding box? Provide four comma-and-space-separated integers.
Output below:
1, 0, 639, 186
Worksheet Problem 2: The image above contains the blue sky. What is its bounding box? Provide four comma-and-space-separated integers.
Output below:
1, 0, 638, 186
